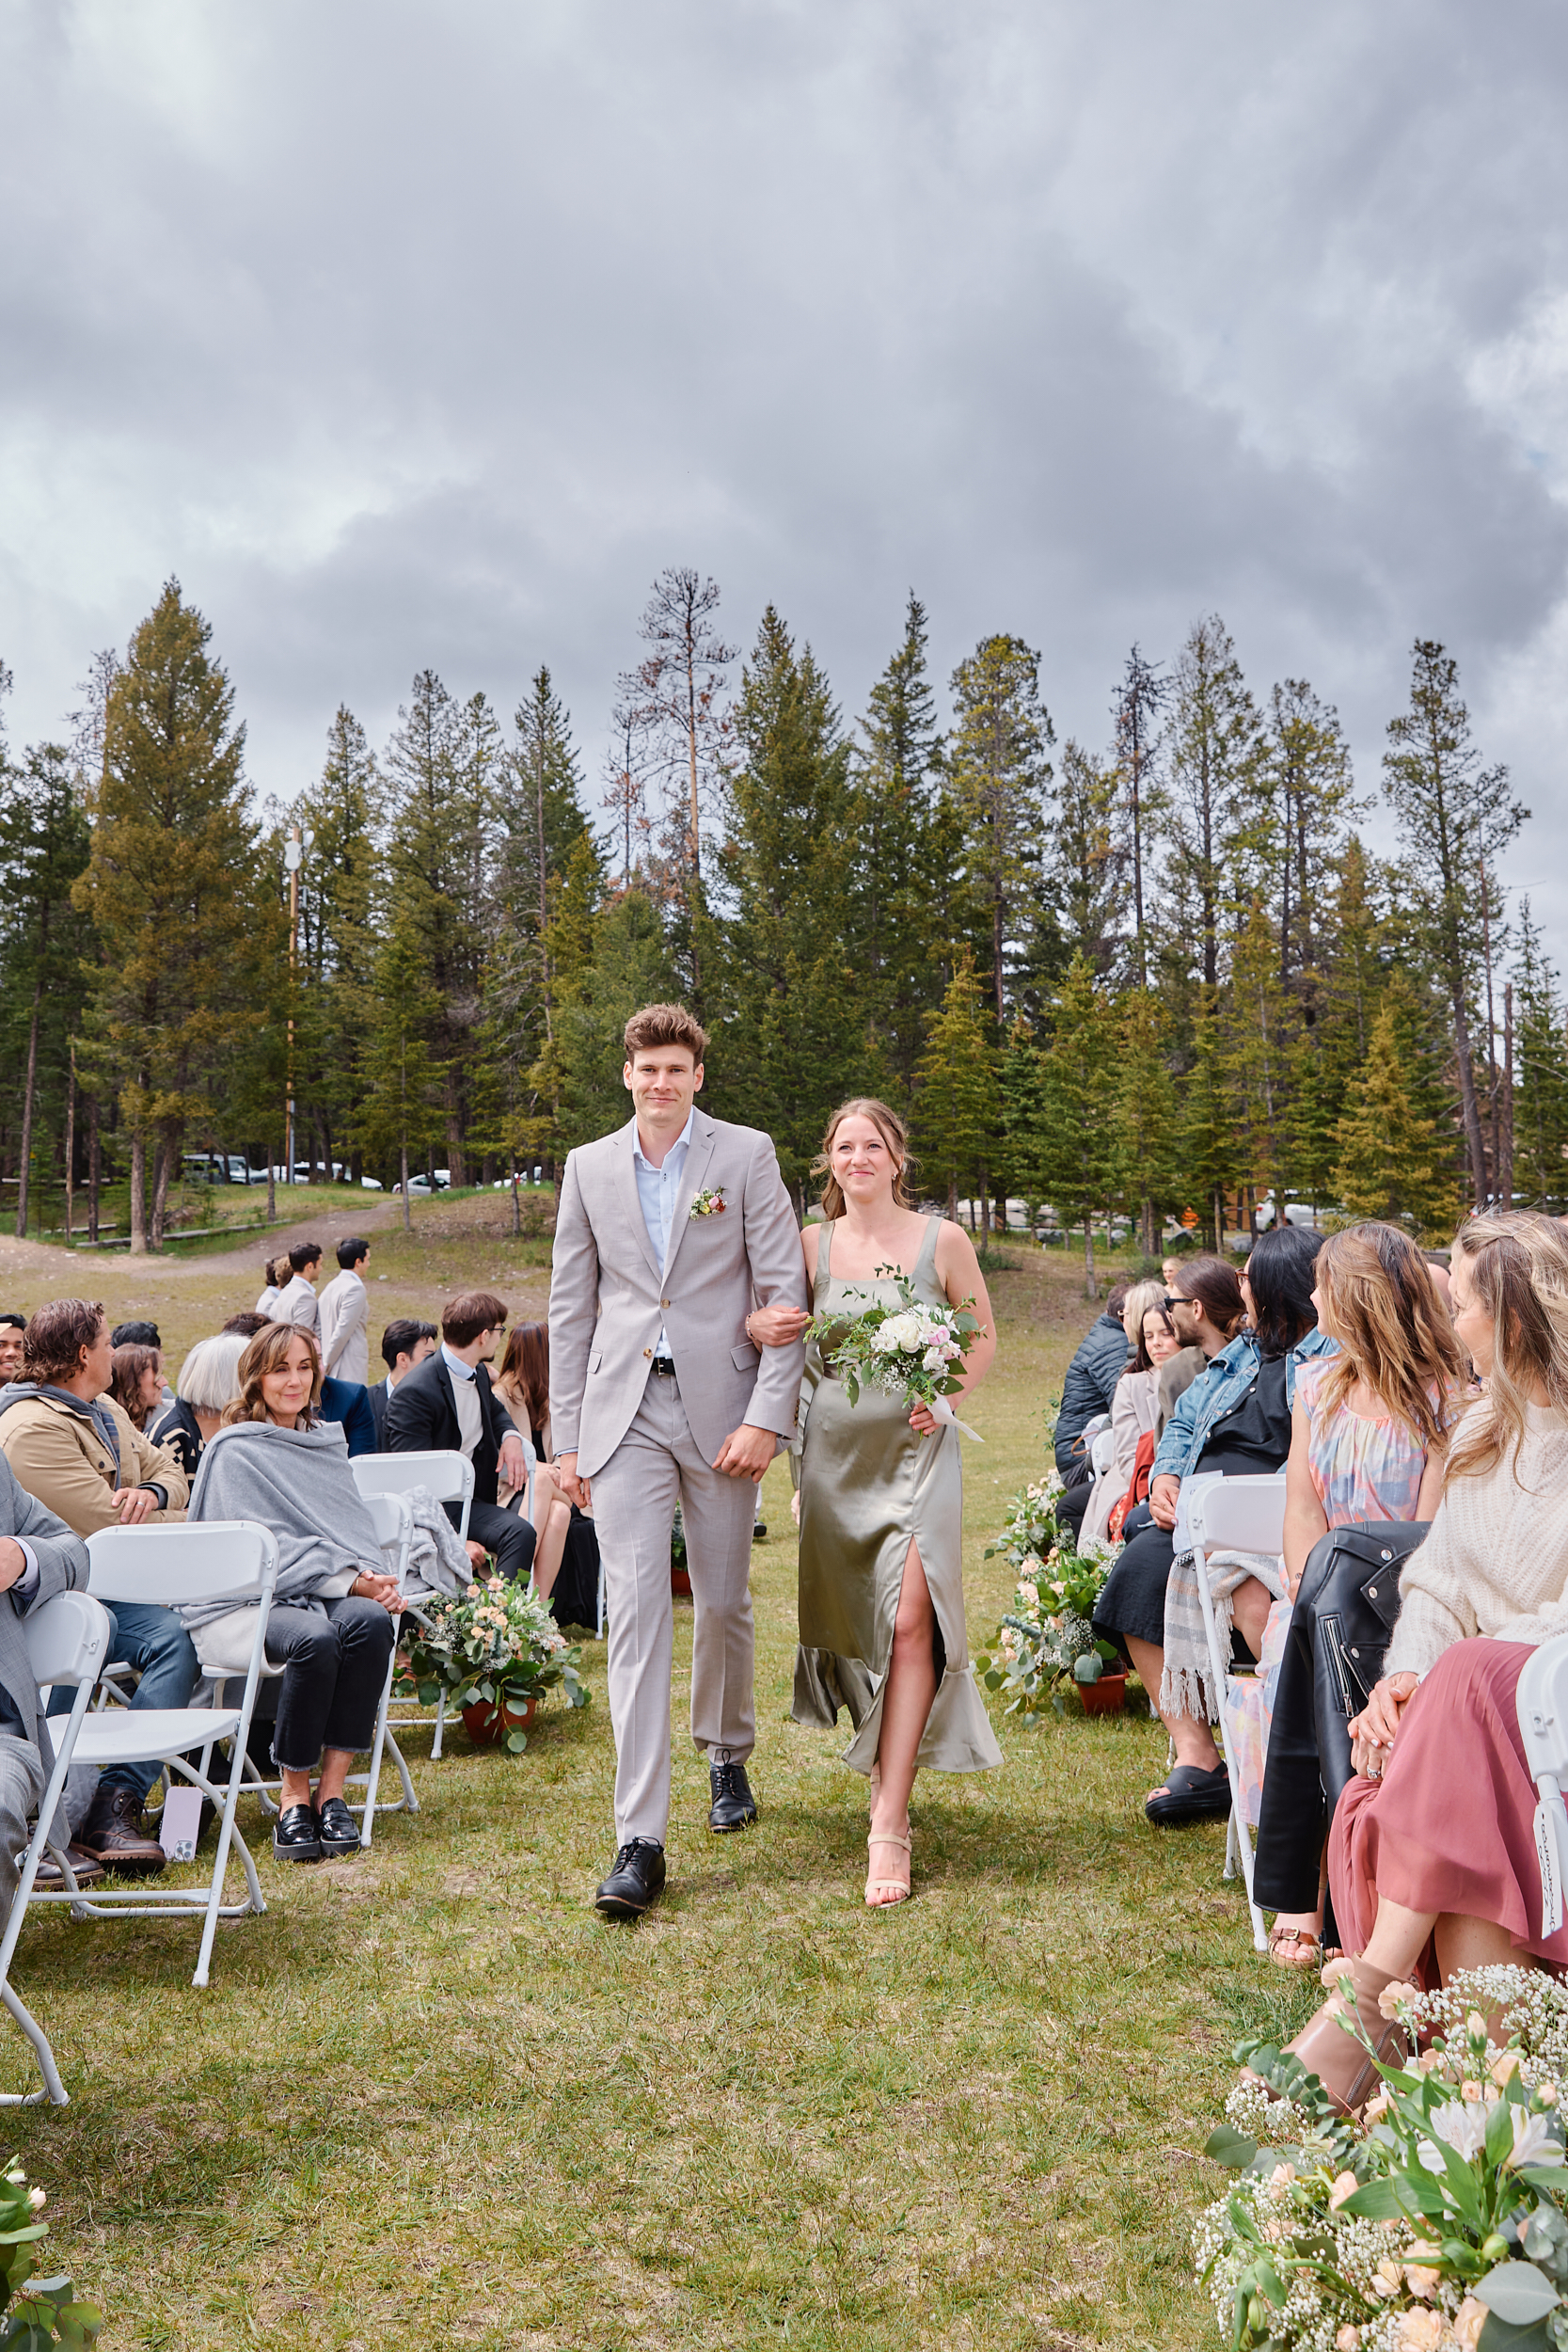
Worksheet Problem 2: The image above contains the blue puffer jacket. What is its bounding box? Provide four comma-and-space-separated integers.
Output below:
1150, 1327, 1338, 1485
1053, 1311, 1132, 1474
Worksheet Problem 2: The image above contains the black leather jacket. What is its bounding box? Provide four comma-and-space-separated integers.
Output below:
1252, 1518, 1431, 1915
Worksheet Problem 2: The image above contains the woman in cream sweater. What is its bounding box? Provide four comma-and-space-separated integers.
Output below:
1276, 1211, 1568, 2113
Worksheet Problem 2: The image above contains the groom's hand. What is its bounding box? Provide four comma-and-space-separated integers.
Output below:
555, 1452, 591, 1510
714, 1423, 775, 1484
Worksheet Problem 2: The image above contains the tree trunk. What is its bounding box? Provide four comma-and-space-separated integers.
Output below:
978, 1167, 990, 1241
1141, 1194, 1154, 1256
14, 980, 40, 1242
150, 1130, 177, 1249
511, 1170, 521, 1236
87, 1098, 100, 1245
401, 1140, 411, 1232
1503, 983, 1515, 1207
266, 1154, 276, 1223
129, 1128, 148, 1254
947, 1172, 958, 1222
63, 1047, 75, 1248
1451, 990, 1489, 1208
1083, 1217, 1097, 1301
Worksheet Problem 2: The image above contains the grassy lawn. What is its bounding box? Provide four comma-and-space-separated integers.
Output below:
3, 1211, 1318, 2349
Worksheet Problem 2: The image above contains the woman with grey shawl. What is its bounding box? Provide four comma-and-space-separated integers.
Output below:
182, 1323, 403, 1863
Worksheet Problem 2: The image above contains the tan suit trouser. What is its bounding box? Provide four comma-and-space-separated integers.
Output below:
590, 1370, 759, 1846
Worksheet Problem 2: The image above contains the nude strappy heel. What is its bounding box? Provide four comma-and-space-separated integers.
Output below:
865, 1830, 912, 1907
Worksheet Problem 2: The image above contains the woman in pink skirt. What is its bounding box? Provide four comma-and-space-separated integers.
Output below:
1278, 1211, 1568, 2115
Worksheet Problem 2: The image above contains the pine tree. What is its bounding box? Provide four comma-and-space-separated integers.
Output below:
946, 634, 1054, 1022
1257, 678, 1358, 990
73, 581, 277, 1250
1111, 645, 1167, 991
542, 881, 679, 1159
0, 745, 93, 1236
1162, 614, 1261, 989
1181, 993, 1238, 1254
286, 706, 382, 1182
1224, 897, 1289, 1229
712, 607, 864, 1200
1383, 640, 1527, 1208
1331, 977, 1463, 1238
1116, 987, 1182, 1255
851, 595, 950, 1097
1034, 951, 1121, 1296
1046, 739, 1124, 981
914, 951, 1001, 1225
1512, 900, 1568, 1213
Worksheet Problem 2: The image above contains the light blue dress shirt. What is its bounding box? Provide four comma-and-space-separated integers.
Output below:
632, 1108, 695, 1356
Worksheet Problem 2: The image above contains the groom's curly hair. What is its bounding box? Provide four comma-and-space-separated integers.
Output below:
623, 1003, 708, 1062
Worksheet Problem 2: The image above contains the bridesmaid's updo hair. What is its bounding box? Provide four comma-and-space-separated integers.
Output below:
815, 1099, 916, 1221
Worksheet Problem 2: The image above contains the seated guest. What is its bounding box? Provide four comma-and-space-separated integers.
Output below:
386, 1293, 535, 1584
1248, 1225, 1459, 1966
1276, 1213, 1568, 2111
150, 1335, 247, 1479
1093, 1232, 1332, 1824
1053, 1282, 1132, 1538
271, 1243, 324, 1337
367, 1318, 438, 1447
1082, 1284, 1201, 1546
0, 1299, 193, 1875
493, 1322, 594, 1619
183, 1324, 402, 1863
109, 1343, 163, 1433
0, 1447, 103, 1896
0, 1317, 25, 1389
221, 1313, 375, 1456
110, 1319, 160, 1352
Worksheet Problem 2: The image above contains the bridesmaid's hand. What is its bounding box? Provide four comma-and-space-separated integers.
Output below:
909, 1403, 939, 1437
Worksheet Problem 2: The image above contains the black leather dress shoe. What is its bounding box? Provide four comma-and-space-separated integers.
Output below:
316, 1797, 361, 1857
708, 1756, 757, 1832
273, 1804, 323, 1863
31, 1844, 105, 1890
594, 1839, 666, 1918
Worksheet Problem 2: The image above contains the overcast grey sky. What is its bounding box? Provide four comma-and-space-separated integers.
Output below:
2, 1, 1566, 927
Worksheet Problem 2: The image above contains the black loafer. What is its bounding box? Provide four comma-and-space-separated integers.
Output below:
316, 1797, 361, 1857
273, 1803, 323, 1863
708, 1756, 757, 1833
594, 1838, 666, 1918
1144, 1762, 1232, 1825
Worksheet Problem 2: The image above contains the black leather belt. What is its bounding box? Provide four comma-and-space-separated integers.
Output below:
650, 1356, 677, 1376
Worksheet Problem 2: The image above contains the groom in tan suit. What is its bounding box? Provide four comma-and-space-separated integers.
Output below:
548, 1002, 807, 1917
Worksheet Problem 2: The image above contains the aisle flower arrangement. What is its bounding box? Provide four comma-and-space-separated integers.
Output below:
0, 2158, 101, 2343
399, 1581, 590, 1754
1196, 1965, 1568, 2351
975, 1478, 1119, 1714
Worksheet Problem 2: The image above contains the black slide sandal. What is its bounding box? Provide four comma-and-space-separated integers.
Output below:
1144, 1762, 1232, 1825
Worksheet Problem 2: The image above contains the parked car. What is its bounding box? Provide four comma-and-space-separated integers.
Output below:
360, 1175, 384, 1190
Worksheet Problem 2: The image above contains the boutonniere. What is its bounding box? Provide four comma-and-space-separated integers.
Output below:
689, 1187, 728, 1219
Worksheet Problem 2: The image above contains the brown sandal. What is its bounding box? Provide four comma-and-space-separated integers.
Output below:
1282, 1956, 1409, 2115
1268, 1924, 1323, 1971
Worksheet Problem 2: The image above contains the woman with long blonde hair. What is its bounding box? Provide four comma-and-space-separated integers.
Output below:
750, 1096, 1000, 1906
1266, 1214, 1568, 2112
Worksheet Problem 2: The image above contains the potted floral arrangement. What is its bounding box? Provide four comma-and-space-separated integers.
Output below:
0, 2158, 101, 2343
975, 1466, 1126, 1716
399, 1581, 590, 1754
1196, 1963, 1568, 2351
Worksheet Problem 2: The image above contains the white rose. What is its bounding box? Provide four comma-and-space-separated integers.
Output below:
871, 1324, 902, 1355
922, 1346, 944, 1371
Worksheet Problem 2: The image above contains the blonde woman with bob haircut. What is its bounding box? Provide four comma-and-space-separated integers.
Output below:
178, 1323, 404, 1867
751, 1096, 1001, 1906
1268, 1213, 1568, 2111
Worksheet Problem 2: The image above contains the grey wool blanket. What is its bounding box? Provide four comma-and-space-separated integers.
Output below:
181, 1420, 385, 1629
1161, 1545, 1290, 1724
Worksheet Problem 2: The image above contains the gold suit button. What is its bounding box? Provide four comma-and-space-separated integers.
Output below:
661, 1298, 672, 1309
643, 1347, 652, 1359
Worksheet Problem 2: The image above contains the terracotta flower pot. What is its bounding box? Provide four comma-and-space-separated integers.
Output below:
1077, 1669, 1128, 1718
671, 1564, 692, 1597
461, 1692, 539, 1747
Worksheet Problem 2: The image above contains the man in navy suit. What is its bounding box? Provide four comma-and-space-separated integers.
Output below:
367, 1318, 437, 1449
384, 1293, 534, 1583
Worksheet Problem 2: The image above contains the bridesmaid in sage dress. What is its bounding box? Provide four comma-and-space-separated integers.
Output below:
749, 1097, 1000, 1906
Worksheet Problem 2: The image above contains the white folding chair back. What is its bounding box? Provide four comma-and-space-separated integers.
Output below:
1089, 1427, 1117, 1478
0, 1590, 112, 2104
1518, 1638, 1568, 1938
1188, 1473, 1288, 1954
352, 1454, 473, 1757
57, 1522, 280, 1990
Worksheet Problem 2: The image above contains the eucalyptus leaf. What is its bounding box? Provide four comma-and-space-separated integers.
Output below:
1476, 2263, 1562, 2324
1477, 2312, 1552, 2352
1203, 2124, 1258, 2169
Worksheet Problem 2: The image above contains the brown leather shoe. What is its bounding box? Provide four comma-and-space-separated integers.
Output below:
31, 1845, 105, 1890
75, 1786, 166, 1878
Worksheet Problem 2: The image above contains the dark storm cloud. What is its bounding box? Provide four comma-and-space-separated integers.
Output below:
2, 0, 1566, 913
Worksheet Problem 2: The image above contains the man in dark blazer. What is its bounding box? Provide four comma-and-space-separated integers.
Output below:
384, 1293, 535, 1583
0, 1447, 99, 1901
367, 1319, 438, 1449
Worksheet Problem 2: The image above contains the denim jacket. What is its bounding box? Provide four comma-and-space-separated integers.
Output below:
1149, 1327, 1338, 1486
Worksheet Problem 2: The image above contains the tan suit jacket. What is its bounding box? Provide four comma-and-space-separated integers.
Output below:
548, 1111, 807, 1479
0, 1391, 189, 1535
318, 1269, 369, 1384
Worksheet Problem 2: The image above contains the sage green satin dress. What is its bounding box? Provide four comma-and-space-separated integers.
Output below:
791, 1216, 1002, 1775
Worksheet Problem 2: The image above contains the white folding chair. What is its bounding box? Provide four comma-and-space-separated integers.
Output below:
39, 1523, 279, 1992
1089, 1426, 1117, 1478
0, 1589, 111, 2105
1188, 1474, 1288, 1955
1518, 1638, 1568, 1939
351, 1453, 473, 1758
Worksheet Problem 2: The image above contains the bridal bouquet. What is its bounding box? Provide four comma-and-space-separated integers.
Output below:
811, 1265, 985, 1436
1196, 1965, 1568, 2352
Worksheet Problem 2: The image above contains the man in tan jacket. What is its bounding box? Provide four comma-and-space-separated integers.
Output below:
0, 1299, 192, 1874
